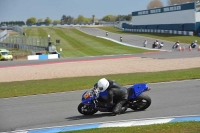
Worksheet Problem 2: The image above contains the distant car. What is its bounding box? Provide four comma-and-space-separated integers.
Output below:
0, 49, 13, 61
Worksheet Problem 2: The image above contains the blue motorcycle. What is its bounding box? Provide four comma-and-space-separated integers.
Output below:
78, 83, 151, 115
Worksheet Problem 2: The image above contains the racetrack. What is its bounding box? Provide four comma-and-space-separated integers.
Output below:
0, 27, 200, 132
0, 80, 200, 132
79, 27, 192, 51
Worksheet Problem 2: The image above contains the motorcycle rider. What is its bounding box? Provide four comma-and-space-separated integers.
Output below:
155, 40, 159, 44
120, 37, 123, 42
158, 42, 164, 49
190, 40, 197, 48
106, 32, 108, 36
172, 41, 180, 49
152, 39, 159, 48
143, 40, 147, 47
94, 78, 128, 115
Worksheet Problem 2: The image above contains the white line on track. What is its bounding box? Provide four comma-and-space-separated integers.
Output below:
8, 114, 200, 133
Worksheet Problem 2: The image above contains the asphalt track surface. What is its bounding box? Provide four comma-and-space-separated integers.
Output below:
0, 80, 200, 132
80, 27, 193, 50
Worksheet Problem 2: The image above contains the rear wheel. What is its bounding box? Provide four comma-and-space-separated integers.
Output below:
129, 93, 151, 111
78, 103, 98, 115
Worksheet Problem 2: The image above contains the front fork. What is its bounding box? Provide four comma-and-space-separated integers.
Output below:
82, 101, 96, 112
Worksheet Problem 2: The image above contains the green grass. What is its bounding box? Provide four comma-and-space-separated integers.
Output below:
98, 26, 200, 44
0, 67, 200, 98
61, 122, 200, 133
23, 27, 151, 58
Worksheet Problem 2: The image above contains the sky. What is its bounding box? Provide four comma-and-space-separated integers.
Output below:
0, 0, 167, 22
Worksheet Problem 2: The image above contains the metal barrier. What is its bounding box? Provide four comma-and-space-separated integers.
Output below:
0, 36, 48, 52
114, 25, 194, 36
0, 29, 8, 42
12, 26, 23, 34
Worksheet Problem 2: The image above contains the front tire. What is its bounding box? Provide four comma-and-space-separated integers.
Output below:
78, 103, 98, 115
129, 93, 151, 111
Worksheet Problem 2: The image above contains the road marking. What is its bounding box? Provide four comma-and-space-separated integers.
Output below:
10, 114, 200, 133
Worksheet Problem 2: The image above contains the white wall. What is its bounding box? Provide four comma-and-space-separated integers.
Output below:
132, 10, 196, 25
195, 12, 200, 22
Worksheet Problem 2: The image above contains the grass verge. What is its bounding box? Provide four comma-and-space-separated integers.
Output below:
98, 26, 200, 44
23, 27, 151, 58
0, 67, 200, 98
61, 122, 200, 133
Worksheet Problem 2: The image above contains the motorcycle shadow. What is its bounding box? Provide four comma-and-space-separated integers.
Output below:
66, 113, 113, 121
66, 110, 146, 121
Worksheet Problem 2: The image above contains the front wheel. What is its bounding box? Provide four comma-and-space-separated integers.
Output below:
129, 93, 151, 111
78, 103, 98, 115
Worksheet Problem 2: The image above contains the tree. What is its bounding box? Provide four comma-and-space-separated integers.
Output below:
124, 14, 132, 21
61, 15, 67, 24
102, 15, 116, 22
167, 0, 197, 5
147, 0, 164, 9
26, 17, 36, 25
44, 17, 52, 24
116, 15, 124, 21
115, 14, 132, 21
53, 20, 61, 24
61, 15, 74, 24
37, 18, 43, 23
75, 15, 85, 23
74, 15, 91, 23
1, 21, 25, 25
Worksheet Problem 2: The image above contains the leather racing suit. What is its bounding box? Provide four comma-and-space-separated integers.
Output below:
95, 79, 128, 115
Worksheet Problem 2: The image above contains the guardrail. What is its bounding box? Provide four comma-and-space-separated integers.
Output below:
114, 25, 194, 36
12, 26, 23, 34
0, 29, 9, 42
0, 43, 47, 52
0, 36, 48, 52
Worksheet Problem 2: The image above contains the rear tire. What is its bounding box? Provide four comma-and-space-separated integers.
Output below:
129, 93, 151, 111
78, 103, 98, 115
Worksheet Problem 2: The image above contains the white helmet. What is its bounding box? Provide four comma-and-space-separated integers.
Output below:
97, 78, 109, 92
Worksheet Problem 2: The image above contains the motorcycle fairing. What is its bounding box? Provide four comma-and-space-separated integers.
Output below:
128, 83, 149, 99
81, 91, 94, 105
99, 89, 109, 99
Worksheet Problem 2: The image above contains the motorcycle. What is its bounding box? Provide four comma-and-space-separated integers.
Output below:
189, 43, 196, 49
152, 42, 159, 48
172, 43, 179, 49
158, 42, 164, 49
78, 83, 151, 115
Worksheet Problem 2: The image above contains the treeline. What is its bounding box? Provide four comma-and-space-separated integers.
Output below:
0, 14, 132, 25
147, 0, 197, 9
0, 21, 25, 26
25, 14, 132, 25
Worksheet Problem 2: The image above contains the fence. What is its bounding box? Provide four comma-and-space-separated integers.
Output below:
12, 26, 23, 34
0, 29, 9, 42
114, 25, 194, 36
0, 36, 48, 52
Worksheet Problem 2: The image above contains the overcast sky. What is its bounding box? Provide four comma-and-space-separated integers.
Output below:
0, 0, 167, 22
